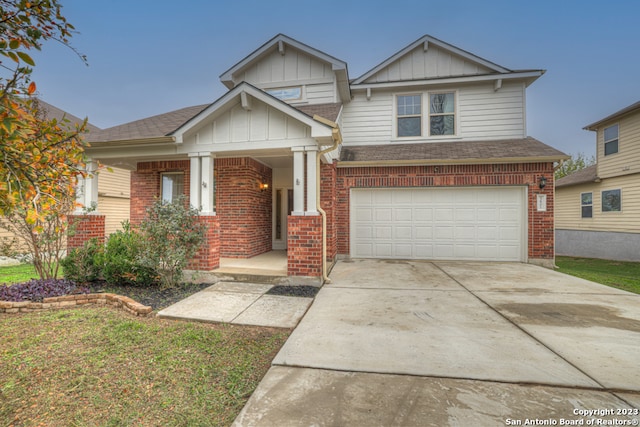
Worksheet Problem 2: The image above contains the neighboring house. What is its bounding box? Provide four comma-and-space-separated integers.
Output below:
72, 34, 567, 280
0, 101, 130, 254
556, 101, 640, 261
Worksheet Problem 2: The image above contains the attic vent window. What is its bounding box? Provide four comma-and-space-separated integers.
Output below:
266, 86, 302, 101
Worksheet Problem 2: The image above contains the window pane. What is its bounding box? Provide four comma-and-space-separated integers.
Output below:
430, 114, 454, 135
604, 140, 618, 155
581, 206, 592, 218
430, 93, 454, 114
581, 193, 592, 205
398, 95, 421, 115
398, 116, 421, 137
602, 189, 621, 212
162, 174, 184, 203
604, 124, 618, 141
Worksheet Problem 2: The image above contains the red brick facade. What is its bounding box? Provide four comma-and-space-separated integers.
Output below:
287, 215, 323, 276
67, 214, 106, 250
320, 162, 338, 261
187, 215, 220, 270
336, 162, 556, 263
216, 158, 272, 258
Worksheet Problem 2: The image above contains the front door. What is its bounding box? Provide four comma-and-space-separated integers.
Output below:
273, 188, 293, 250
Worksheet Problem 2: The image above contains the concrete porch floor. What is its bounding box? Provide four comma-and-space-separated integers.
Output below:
216, 250, 288, 276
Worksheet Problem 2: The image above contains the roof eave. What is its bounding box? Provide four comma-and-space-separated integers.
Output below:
337, 155, 567, 167
87, 136, 176, 146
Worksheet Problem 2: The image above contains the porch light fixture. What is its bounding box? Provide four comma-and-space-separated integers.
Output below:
538, 176, 547, 189
260, 182, 269, 192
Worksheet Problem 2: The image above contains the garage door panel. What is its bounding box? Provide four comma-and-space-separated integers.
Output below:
351, 187, 525, 261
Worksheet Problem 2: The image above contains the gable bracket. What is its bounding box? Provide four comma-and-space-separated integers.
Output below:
423, 41, 429, 52
366, 88, 371, 100
494, 79, 503, 92
241, 92, 252, 111
278, 40, 285, 55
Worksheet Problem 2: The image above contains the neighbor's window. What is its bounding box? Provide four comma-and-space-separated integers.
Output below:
581, 192, 593, 218
601, 189, 621, 212
266, 86, 302, 101
397, 94, 422, 137
429, 92, 455, 136
161, 172, 184, 203
604, 124, 619, 156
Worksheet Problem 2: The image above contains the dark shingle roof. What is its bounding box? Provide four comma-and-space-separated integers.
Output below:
37, 99, 101, 134
89, 104, 210, 142
295, 103, 342, 122
555, 164, 598, 188
340, 137, 567, 163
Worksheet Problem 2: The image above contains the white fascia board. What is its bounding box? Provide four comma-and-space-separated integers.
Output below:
353, 35, 511, 85
220, 34, 348, 88
350, 70, 544, 91
170, 82, 333, 143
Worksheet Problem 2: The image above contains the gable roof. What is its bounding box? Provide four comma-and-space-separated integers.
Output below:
36, 99, 101, 134
219, 34, 350, 102
339, 137, 567, 165
89, 104, 209, 143
555, 164, 599, 188
171, 82, 334, 144
584, 100, 640, 131
351, 34, 543, 88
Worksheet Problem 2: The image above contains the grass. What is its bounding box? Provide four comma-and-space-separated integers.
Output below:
0, 263, 38, 285
556, 256, 640, 295
0, 307, 289, 426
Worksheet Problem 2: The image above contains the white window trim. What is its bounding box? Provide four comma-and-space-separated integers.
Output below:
428, 90, 457, 138
160, 172, 185, 204
603, 123, 619, 156
580, 191, 593, 219
394, 92, 423, 138
265, 85, 305, 103
601, 188, 622, 213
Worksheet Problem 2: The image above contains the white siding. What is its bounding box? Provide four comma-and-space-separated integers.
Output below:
363, 44, 493, 84
185, 101, 310, 145
236, 47, 338, 104
342, 81, 525, 145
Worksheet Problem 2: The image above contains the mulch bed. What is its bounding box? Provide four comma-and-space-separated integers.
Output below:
266, 285, 320, 298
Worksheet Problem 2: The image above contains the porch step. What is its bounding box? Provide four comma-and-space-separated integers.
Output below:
186, 270, 322, 287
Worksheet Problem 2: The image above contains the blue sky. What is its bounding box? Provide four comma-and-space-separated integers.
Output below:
31, 0, 640, 157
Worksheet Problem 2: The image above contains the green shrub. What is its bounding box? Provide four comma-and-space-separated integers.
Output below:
138, 197, 206, 287
60, 238, 104, 283
103, 221, 157, 287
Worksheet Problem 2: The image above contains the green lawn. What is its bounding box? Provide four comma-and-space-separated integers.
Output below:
556, 256, 640, 295
0, 307, 289, 426
0, 263, 38, 285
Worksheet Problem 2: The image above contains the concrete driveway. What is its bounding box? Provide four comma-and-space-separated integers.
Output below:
234, 260, 640, 426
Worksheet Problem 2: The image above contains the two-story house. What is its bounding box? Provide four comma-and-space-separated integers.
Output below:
556, 101, 640, 261
70, 34, 567, 282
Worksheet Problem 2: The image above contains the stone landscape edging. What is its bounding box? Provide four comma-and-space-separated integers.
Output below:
0, 293, 153, 316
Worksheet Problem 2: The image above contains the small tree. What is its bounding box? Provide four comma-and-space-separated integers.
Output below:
555, 152, 596, 180
138, 197, 206, 287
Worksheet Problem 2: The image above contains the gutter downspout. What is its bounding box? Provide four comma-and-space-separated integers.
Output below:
313, 115, 342, 284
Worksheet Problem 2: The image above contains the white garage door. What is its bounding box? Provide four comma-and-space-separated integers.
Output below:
351, 187, 526, 261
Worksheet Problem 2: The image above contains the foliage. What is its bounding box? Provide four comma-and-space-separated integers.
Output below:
138, 196, 206, 287
555, 152, 596, 180
59, 238, 103, 284
0, 1, 89, 279
0, 235, 20, 257
0, 277, 88, 302
102, 221, 156, 286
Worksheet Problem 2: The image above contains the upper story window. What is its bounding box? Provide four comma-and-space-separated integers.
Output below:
603, 124, 619, 156
397, 94, 422, 137
266, 86, 302, 101
429, 92, 455, 136
161, 172, 184, 204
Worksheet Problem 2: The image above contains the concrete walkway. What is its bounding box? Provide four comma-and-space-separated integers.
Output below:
234, 259, 640, 426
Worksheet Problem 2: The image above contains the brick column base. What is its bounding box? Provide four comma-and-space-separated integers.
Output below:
67, 215, 105, 251
287, 215, 322, 277
187, 215, 220, 271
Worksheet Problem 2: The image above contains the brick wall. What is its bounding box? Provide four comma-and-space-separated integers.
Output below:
336, 162, 556, 262
187, 215, 220, 271
287, 215, 322, 277
321, 162, 338, 261
67, 214, 105, 250
216, 157, 272, 258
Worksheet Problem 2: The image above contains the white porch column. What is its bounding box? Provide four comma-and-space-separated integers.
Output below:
189, 153, 201, 210
74, 160, 99, 213
200, 153, 215, 214
305, 146, 318, 215
292, 147, 305, 216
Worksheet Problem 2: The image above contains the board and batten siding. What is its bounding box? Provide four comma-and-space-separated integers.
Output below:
555, 174, 640, 234
596, 111, 640, 179
341, 81, 525, 145
185, 101, 309, 146
362, 44, 493, 83
237, 47, 339, 104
